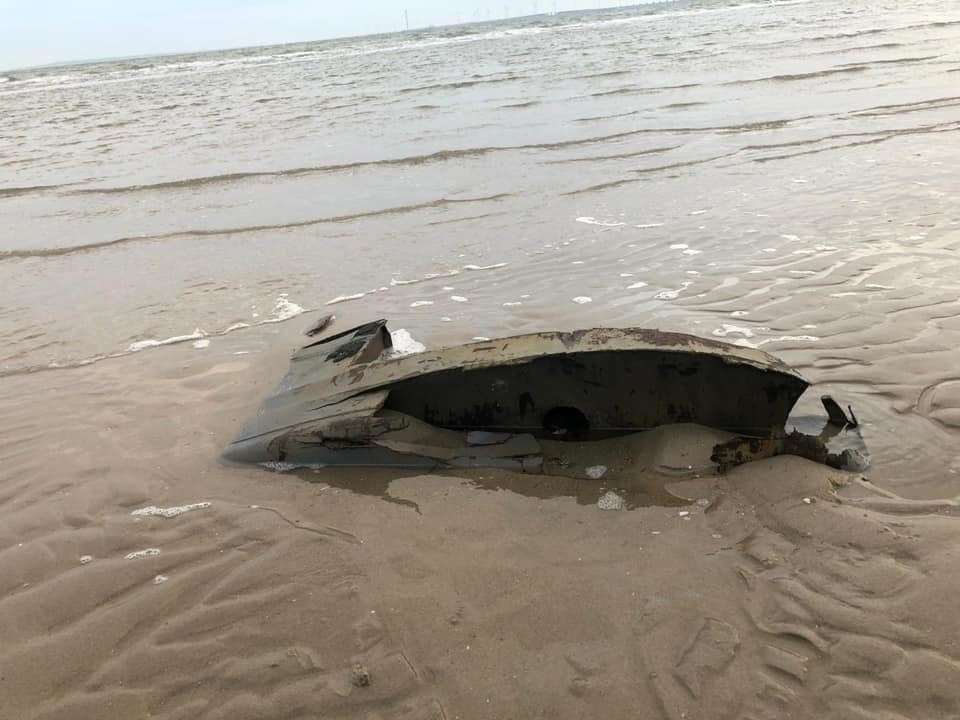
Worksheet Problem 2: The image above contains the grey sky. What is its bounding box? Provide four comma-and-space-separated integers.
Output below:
0, 0, 638, 70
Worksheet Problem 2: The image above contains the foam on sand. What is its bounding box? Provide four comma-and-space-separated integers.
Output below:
128, 328, 207, 353
389, 329, 426, 356
125, 548, 161, 560
325, 292, 367, 305
712, 324, 755, 338
463, 262, 508, 271
131, 502, 211, 518
265, 295, 305, 322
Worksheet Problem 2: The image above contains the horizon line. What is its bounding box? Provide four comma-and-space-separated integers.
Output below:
0, 1, 670, 74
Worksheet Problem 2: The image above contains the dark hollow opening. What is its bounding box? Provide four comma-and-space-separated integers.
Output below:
542, 406, 591, 439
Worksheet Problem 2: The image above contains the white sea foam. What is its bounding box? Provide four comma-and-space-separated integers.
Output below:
472, 336, 491, 341
410, 300, 434, 307
670, 243, 689, 250
391, 263, 501, 288
125, 548, 161, 560
192, 338, 210, 349
128, 328, 206, 353
503, 301, 522, 307
132, 502, 211, 518
464, 263, 508, 271
576, 217, 625, 227
627, 281, 648, 290
712, 324, 754, 338
636, 223, 664, 229
389, 329, 426, 356
325, 292, 366, 305
269, 294, 305, 321
654, 281, 692, 301
598, 491, 624, 511
450, 295, 468, 303
733, 335, 819, 349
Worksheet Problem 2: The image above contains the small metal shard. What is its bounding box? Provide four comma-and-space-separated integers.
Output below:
821, 395, 856, 428
304, 313, 335, 337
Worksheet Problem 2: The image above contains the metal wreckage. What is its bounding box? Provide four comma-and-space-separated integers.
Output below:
225, 318, 867, 475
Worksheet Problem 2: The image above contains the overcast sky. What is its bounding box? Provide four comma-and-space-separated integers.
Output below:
0, 0, 642, 70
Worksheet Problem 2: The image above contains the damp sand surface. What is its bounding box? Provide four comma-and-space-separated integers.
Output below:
4, 0, 960, 716
3, 343, 960, 719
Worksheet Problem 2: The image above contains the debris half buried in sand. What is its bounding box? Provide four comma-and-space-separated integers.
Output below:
125, 548, 161, 560
131, 502, 211, 518
153, 574, 169, 585
79, 555, 93, 565
598, 491, 625, 511
224, 318, 868, 476
304, 313, 335, 337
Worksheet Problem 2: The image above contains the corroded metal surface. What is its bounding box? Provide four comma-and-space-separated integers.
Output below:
224, 322, 810, 467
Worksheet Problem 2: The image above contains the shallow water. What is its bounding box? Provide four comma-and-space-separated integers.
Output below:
6, 0, 960, 491
3, 1, 960, 716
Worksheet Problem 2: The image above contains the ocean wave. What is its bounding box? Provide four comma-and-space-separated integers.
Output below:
0, 294, 308, 378
0, 194, 512, 261
724, 66, 868, 86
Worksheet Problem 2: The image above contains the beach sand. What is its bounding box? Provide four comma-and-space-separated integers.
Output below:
3, 0, 960, 715
2, 337, 959, 719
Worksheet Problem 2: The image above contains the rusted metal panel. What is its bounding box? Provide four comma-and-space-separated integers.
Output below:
224, 322, 810, 468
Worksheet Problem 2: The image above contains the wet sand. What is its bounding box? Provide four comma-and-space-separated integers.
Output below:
3, 0, 960, 715
3, 326, 960, 718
